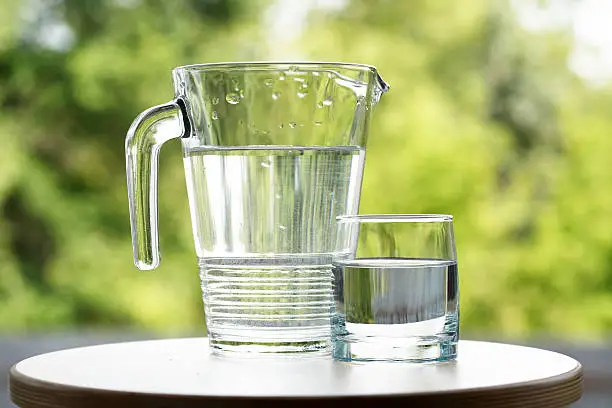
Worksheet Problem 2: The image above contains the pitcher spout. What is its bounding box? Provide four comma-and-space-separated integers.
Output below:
376, 72, 390, 94
372, 70, 389, 105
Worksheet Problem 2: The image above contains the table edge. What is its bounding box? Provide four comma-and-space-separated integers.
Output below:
9, 360, 584, 408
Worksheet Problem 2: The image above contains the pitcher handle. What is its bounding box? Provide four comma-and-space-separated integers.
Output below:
125, 98, 189, 270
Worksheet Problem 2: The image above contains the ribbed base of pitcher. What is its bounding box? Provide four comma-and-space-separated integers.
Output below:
199, 256, 334, 355
208, 328, 331, 355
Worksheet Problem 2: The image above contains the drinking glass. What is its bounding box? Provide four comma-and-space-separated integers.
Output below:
332, 215, 459, 362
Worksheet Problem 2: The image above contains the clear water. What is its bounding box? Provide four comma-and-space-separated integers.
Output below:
183, 146, 365, 353
332, 258, 459, 362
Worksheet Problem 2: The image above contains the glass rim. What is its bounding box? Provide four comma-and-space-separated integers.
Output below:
337, 214, 453, 223
173, 61, 379, 74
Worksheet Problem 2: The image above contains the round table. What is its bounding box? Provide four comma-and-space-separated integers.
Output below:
10, 338, 583, 408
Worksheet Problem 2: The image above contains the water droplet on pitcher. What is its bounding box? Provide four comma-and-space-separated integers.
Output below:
254, 128, 270, 136
261, 161, 271, 168
279, 123, 284, 129
226, 93, 240, 104
278, 74, 285, 81
212, 111, 219, 120
264, 78, 274, 87
279, 225, 287, 230
322, 96, 334, 106
314, 121, 323, 126
297, 90, 308, 98
211, 97, 219, 105
272, 91, 281, 100
275, 194, 282, 199
317, 102, 324, 108
293, 77, 305, 83
289, 121, 297, 128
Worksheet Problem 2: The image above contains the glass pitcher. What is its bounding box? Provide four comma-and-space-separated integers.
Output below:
126, 62, 388, 354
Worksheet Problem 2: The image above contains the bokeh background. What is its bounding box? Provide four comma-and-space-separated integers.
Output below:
1, 0, 612, 406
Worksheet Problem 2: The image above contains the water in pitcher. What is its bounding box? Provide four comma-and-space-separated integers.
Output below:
183, 146, 365, 353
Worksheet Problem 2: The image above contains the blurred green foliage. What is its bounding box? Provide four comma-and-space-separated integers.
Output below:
1, 0, 612, 340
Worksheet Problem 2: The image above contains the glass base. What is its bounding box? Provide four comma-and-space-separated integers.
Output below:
333, 336, 458, 363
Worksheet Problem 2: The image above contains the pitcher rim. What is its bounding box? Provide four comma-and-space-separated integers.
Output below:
173, 61, 380, 74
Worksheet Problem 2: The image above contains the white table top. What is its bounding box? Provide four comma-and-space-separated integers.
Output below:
10, 338, 583, 407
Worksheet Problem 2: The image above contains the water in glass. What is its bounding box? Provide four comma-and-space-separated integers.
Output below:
333, 258, 459, 361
